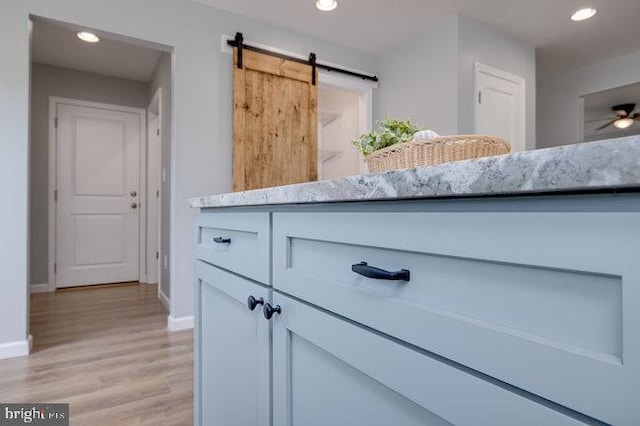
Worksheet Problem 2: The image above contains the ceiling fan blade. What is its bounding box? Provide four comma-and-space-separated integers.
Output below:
596, 120, 617, 130
585, 117, 616, 123
612, 103, 636, 117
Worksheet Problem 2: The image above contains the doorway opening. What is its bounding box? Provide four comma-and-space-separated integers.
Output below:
49, 97, 146, 288
318, 72, 376, 179
29, 16, 174, 328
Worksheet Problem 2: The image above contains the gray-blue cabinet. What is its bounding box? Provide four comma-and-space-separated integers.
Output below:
195, 195, 640, 425
195, 261, 270, 426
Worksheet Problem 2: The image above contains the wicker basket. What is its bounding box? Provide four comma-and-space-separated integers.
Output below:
366, 134, 511, 173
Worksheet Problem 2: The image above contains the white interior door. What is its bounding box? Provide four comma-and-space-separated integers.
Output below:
55, 102, 142, 287
474, 62, 525, 152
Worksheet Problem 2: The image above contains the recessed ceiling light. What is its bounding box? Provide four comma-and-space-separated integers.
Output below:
614, 117, 634, 129
316, 0, 337, 12
77, 31, 100, 43
571, 8, 597, 22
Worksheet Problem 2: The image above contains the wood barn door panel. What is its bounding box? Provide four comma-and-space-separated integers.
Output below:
233, 49, 317, 191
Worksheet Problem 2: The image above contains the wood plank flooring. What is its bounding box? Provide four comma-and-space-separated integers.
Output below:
0, 283, 193, 425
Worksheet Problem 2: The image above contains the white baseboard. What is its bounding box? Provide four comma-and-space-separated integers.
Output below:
167, 315, 194, 331
158, 288, 170, 311
30, 283, 52, 293
0, 336, 31, 360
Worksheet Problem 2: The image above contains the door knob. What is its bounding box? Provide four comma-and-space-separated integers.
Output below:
131, 202, 138, 209
130, 191, 137, 197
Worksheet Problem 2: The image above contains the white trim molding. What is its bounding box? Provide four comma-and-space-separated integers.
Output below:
30, 283, 52, 294
167, 315, 193, 331
0, 336, 31, 360
158, 288, 170, 311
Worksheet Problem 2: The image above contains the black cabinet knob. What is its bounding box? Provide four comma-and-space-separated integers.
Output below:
247, 295, 264, 311
263, 303, 281, 320
214, 237, 231, 244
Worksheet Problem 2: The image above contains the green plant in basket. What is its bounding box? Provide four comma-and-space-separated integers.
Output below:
352, 117, 421, 156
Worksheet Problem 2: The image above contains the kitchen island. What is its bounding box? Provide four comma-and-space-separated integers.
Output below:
190, 136, 640, 426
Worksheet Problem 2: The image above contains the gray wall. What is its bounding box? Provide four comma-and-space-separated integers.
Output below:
0, 4, 29, 345
149, 52, 172, 301
537, 49, 640, 148
29, 63, 149, 286
1, 0, 377, 346
375, 15, 459, 134
374, 14, 536, 150
457, 16, 536, 150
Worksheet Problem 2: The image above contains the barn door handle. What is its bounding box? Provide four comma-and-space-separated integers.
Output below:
213, 237, 231, 244
351, 262, 410, 281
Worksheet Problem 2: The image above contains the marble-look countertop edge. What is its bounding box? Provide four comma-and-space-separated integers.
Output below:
189, 136, 640, 208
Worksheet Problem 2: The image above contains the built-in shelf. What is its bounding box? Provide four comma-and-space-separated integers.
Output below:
319, 149, 342, 163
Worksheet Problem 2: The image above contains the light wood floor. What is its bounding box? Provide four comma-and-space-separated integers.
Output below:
0, 283, 193, 425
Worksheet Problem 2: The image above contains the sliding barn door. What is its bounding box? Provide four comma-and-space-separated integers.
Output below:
233, 49, 318, 191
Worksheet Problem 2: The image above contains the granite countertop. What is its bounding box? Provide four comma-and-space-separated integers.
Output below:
189, 135, 640, 208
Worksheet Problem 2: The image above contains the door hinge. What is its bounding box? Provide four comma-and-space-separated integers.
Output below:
54, 190, 58, 202
478, 91, 482, 104
156, 251, 159, 260
156, 128, 160, 136
54, 117, 58, 129
54, 263, 57, 274
156, 189, 160, 198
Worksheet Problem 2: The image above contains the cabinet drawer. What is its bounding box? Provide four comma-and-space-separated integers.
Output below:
272, 292, 588, 426
273, 211, 640, 425
195, 212, 270, 283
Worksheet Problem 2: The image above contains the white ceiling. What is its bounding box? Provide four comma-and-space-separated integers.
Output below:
30, 1, 640, 82
193, 0, 640, 78
32, 19, 162, 82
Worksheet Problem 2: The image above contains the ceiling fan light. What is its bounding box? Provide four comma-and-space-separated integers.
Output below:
316, 0, 337, 12
571, 8, 597, 22
613, 118, 634, 129
77, 31, 100, 43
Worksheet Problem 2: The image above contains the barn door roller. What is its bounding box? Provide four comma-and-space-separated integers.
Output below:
226, 32, 378, 84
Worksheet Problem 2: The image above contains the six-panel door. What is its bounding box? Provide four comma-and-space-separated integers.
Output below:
195, 261, 271, 426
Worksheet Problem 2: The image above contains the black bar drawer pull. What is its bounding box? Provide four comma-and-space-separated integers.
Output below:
351, 262, 410, 282
213, 237, 231, 244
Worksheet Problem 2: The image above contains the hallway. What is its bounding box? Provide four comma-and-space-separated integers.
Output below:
0, 283, 193, 425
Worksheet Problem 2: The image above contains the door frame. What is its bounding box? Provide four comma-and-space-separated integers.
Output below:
473, 62, 526, 152
319, 71, 376, 175
146, 88, 162, 289
48, 96, 147, 291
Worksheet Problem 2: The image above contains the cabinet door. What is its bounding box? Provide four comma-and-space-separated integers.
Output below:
271, 293, 587, 426
195, 261, 270, 426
